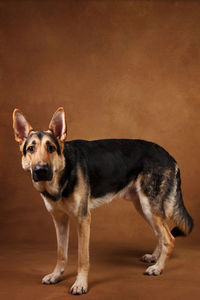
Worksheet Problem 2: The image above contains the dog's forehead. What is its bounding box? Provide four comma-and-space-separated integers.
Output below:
27, 131, 54, 144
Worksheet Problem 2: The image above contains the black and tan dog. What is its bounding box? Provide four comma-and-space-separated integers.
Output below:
13, 107, 193, 295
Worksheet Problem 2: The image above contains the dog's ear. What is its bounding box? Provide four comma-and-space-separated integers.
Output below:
13, 109, 33, 144
49, 107, 67, 141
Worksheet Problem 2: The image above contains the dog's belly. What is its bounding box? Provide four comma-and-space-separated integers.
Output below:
89, 180, 136, 209
89, 193, 115, 209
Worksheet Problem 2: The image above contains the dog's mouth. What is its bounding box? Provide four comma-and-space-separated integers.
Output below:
32, 164, 53, 182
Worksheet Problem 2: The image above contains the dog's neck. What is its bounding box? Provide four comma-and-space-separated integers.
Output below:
33, 175, 60, 194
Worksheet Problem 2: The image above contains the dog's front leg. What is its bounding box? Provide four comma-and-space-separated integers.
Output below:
70, 213, 91, 295
42, 210, 70, 284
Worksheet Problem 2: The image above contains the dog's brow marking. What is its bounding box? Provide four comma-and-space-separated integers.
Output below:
36, 131, 61, 155
46, 140, 52, 146
46, 132, 61, 155
23, 133, 35, 155
37, 132, 45, 140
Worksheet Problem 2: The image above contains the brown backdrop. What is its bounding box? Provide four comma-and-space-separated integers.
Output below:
0, 1, 200, 299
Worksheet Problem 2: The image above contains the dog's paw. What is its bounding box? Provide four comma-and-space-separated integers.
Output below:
144, 264, 163, 276
141, 254, 157, 263
42, 272, 63, 284
70, 279, 88, 295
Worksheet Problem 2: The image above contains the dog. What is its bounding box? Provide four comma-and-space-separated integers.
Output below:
13, 107, 193, 295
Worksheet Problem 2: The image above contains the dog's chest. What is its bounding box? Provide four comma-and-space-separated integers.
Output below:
41, 190, 82, 217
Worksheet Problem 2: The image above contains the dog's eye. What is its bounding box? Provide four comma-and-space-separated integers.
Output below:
27, 145, 35, 154
47, 144, 56, 153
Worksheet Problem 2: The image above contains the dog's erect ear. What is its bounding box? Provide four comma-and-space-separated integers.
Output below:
49, 107, 67, 141
13, 109, 33, 144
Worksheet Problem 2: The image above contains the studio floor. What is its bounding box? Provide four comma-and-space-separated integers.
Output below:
0, 239, 199, 300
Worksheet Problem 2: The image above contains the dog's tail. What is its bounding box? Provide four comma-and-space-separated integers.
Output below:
171, 168, 194, 238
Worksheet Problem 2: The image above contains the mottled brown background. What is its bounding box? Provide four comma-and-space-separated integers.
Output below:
0, 0, 200, 299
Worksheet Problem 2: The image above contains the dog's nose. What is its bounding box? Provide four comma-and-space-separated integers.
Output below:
34, 164, 49, 175
33, 164, 53, 182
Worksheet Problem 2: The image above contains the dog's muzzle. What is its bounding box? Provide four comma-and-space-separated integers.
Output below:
32, 164, 53, 182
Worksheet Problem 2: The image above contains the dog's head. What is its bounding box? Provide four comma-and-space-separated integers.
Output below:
12, 107, 66, 183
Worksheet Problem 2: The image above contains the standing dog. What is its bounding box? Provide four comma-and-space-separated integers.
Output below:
13, 107, 193, 295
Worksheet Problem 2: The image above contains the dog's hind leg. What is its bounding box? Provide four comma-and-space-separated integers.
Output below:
136, 181, 175, 275
141, 241, 161, 263
144, 216, 174, 275
42, 210, 70, 284
130, 187, 161, 264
